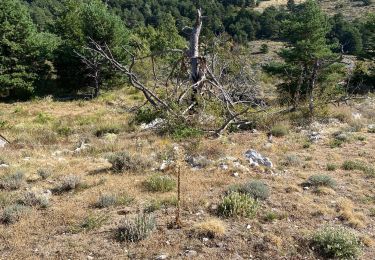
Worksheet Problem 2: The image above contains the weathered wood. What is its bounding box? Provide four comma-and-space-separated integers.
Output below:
189, 9, 205, 108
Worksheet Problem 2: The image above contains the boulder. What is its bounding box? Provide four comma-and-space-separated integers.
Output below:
186, 156, 210, 169
245, 149, 273, 168
140, 118, 165, 130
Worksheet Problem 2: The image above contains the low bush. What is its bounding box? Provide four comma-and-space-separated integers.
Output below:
307, 175, 336, 189
37, 168, 52, 180
144, 174, 176, 193
71, 213, 108, 233
228, 180, 270, 201
311, 226, 362, 259
0, 172, 25, 190
326, 163, 337, 171
218, 192, 259, 218
1, 204, 29, 224
95, 124, 121, 137
116, 214, 156, 242
133, 108, 162, 124
263, 211, 279, 222
270, 124, 289, 137
107, 152, 151, 174
143, 197, 178, 213
281, 154, 302, 167
342, 160, 375, 177
20, 191, 50, 208
54, 175, 84, 193
95, 193, 134, 208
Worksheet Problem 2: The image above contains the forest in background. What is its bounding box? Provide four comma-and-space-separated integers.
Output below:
0, 0, 373, 102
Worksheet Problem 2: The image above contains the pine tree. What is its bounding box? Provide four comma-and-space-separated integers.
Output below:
265, 0, 345, 118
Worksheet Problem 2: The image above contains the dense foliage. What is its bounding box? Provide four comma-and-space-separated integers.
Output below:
0, 0, 373, 100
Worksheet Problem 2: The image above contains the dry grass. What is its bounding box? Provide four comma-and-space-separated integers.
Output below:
192, 218, 226, 238
337, 199, 367, 228
0, 95, 374, 259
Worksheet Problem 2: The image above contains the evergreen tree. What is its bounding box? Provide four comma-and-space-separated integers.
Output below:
329, 13, 363, 55
0, 0, 58, 99
265, 0, 345, 118
54, 0, 131, 96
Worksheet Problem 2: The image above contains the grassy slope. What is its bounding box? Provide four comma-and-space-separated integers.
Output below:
0, 91, 374, 259
256, 0, 375, 19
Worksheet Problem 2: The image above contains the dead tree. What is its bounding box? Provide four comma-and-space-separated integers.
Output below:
85, 9, 268, 135
189, 9, 206, 110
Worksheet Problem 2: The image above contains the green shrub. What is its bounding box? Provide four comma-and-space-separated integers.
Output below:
0, 172, 25, 190
326, 163, 337, 171
330, 139, 345, 148
307, 175, 336, 188
270, 124, 289, 137
228, 180, 270, 201
342, 160, 361, 171
95, 193, 134, 208
20, 191, 50, 208
56, 126, 73, 136
107, 152, 150, 174
37, 168, 52, 180
171, 125, 203, 140
282, 154, 302, 167
143, 197, 178, 213
134, 108, 162, 124
311, 226, 362, 259
71, 213, 108, 233
1, 204, 29, 224
144, 174, 176, 193
95, 124, 121, 137
218, 192, 259, 218
116, 214, 156, 242
260, 43, 269, 54
241, 181, 270, 200
342, 160, 375, 177
263, 211, 278, 222
0, 192, 12, 207
54, 175, 84, 193
348, 121, 363, 132
34, 112, 53, 124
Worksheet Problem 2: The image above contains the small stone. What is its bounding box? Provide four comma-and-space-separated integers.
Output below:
216, 242, 224, 248
156, 254, 168, 260
185, 250, 198, 258
0, 164, 9, 168
211, 204, 218, 211
303, 186, 310, 190
219, 163, 229, 170
246, 225, 251, 229
232, 172, 239, 178
87, 256, 94, 260
202, 237, 209, 242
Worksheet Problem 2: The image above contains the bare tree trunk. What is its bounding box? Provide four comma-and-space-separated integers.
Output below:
294, 63, 305, 110
93, 70, 100, 98
189, 9, 204, 108
309, 60, 320, 120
